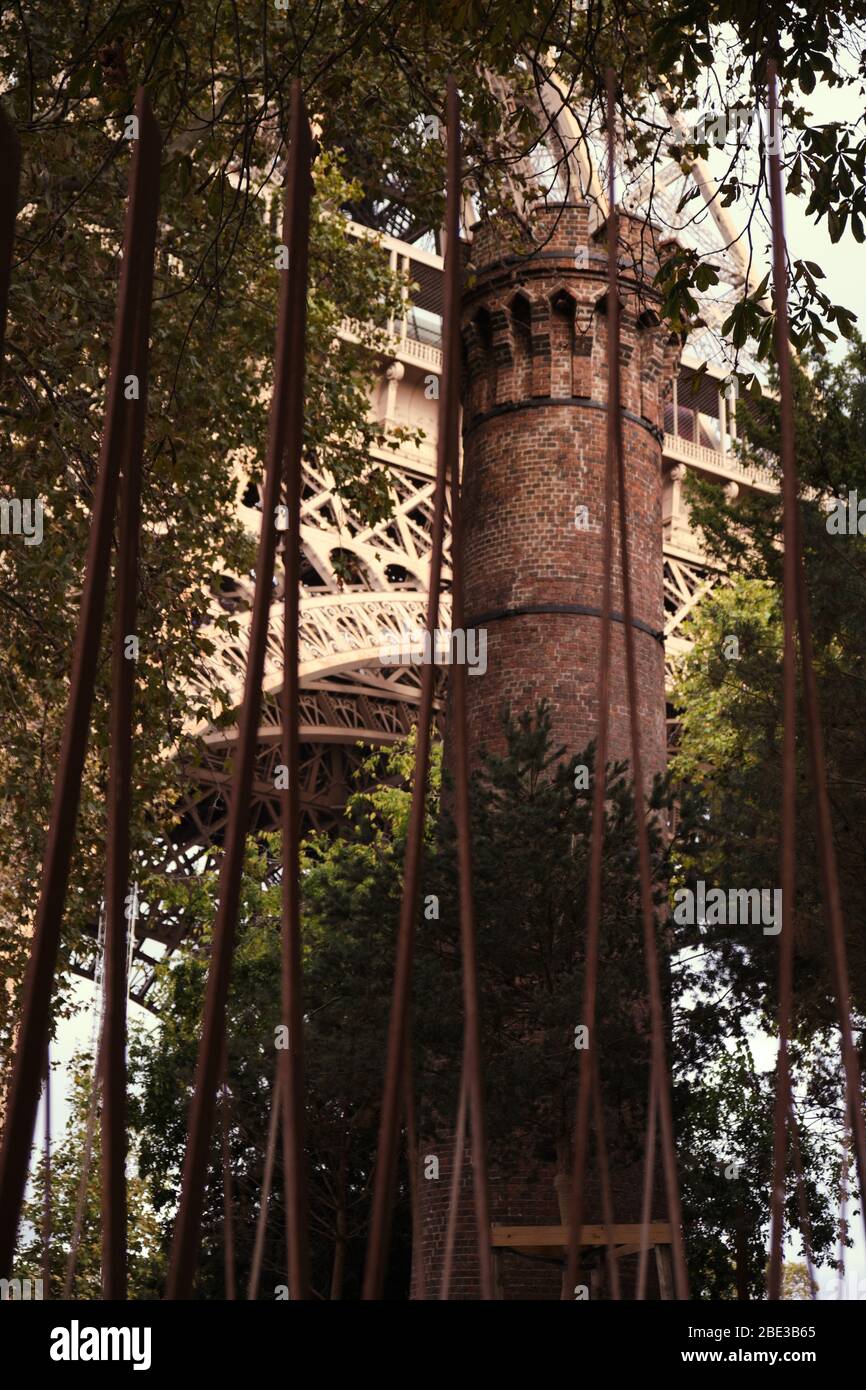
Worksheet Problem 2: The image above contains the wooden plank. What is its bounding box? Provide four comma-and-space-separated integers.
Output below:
655, 1243, 675, 1300
490, 1223, 672, 1249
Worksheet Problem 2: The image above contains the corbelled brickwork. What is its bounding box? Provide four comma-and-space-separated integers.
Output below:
460, 201, 678, 776
418, 202, 680, 1300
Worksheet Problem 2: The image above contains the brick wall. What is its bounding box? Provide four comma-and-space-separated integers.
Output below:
420, 201, 679, 1299
459, 201, 677, 775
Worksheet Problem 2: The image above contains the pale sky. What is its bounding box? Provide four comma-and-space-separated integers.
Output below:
783, 79, 866, 359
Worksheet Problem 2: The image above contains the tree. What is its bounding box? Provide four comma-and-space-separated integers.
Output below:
780, 1260, 819, 1299
669, 340, 866, 1290
5, 2, 866, 1288
421, 703, 842, 1296
677, 1035, 837, 1299
118, 707, 844, 1298
4, 3, 864, 385
18, 1050, 164, 1298
0, 41, 411, 1060
3, 0, 866, 1048
129, 743, 427, 1299
418, 705, 675, 1192
672, 340, 866, 1027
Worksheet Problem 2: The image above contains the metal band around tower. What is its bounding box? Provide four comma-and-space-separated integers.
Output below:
462, 395, 665, 445
465, 601, 664, 644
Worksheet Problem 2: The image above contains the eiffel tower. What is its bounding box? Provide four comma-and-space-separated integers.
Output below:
93, 82, 778, 1008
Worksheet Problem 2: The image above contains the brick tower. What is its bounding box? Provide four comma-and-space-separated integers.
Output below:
417, 202, 679, 1298
460, 200, 675, 774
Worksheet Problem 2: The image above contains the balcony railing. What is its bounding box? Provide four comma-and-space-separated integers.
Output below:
664, 432, 777, 492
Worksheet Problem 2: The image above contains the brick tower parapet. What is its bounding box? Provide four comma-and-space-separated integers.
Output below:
458, 201, 679, 779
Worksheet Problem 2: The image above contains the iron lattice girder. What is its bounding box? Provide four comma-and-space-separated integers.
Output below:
129, 104, 764, 993
179, 444, 454, 857
76, 432, 728, 1010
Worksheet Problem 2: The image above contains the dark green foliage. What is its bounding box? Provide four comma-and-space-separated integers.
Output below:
419, 703, 676, 1187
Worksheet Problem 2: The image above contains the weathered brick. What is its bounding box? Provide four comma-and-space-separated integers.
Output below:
420, 201, 679, 1300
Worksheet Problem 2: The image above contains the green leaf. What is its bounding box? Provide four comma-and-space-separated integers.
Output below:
827, 206, 845, 243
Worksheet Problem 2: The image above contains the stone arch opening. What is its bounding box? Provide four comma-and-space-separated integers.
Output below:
550, 287, 577, 397
471, 305, 496, 412
509, 291, 533, 399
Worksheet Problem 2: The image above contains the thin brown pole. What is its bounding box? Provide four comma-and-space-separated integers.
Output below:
765, 55, 800, 1304
279, 78, 313, 1303
765, 58, 866, 1282
403, 1050, 426, 1300
439, 1068, 468, 1300
361, 77, 458, 1301
65, 1053, 101, 1298
787, 1095, 816, 1298
567, 69, 688, 1300
563, 69, 619, 1301
42, 1048, 51, 1299
636, 1063, 657, 1300
247, 1079, 281, 1300
101, 94, 162, 1302
604, 67, 689, 1299
591, 1057, 621, 1300
221, 1065, 236, 1301
440, 77, 494, 1302
0, 99, 20, 372
0, 88, 161, 1279
837, 1117, 849, 1296
166, 82, 313, 1299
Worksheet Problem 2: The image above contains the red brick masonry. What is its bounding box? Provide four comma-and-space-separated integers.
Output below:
419, 201, 680, 1299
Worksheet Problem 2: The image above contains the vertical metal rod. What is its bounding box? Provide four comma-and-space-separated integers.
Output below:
101, 91, 162, 1302
166, 81, 313, 1299
765, 56, 799, 1304
604, 67, 689, 1299
221, 1064, 236, 1301
837, 1118, 849, 1296
42, 1048, 51, 1298
65, 1053, 101, 1298
439, 1067, 468, 1300
591, 1057, 621, 1300
247, 1080, 281, 1300
280, 78, 313, 1302
564, 66, 627, 1301
787, 1095, 816, 1298
361, 77, 458, 1301
636, 1063, 658, 1300
0, 88, 161, 1279
440, 77, 494, 1302
403, 1049, 426, 1300
766, 58, 866, 1284
0, 99, 20, 372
